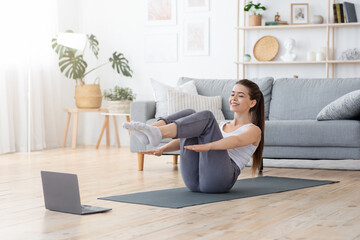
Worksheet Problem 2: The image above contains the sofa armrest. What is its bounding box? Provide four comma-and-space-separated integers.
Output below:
130, 101, 156, 152
130, 101, 156, 122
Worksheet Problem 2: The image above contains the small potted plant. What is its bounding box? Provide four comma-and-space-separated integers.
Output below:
103, 86, 136, 113
244, 1, 267, 26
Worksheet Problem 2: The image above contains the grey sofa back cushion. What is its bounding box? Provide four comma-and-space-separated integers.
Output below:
178, 77, 274, 120
269, 78, 360, 120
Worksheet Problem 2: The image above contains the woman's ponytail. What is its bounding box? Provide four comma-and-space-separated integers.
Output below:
236, 79, 265, 176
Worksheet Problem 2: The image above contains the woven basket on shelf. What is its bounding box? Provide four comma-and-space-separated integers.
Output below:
74, 84, 102, 109
253, 36, 279, 61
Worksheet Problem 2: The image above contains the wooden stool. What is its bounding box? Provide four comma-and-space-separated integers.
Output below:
96, 113, 130, 149
62, 108, 108, 149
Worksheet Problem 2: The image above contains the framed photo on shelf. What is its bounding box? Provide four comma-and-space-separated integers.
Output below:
184, 0, 210, 12
145, 0, 177, 26
183, 18, 209, 56
291, 3, 309, 25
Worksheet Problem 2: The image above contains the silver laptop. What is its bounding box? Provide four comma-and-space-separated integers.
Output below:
41, 171, 111, 215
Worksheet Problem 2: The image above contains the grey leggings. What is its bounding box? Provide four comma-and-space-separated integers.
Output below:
159, 109, 240, 193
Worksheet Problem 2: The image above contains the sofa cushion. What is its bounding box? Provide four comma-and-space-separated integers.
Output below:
177, 77, 274, 120
317, 90, 360, 120
151, 78, 198, 118
265, 120, 360, 147
167, 90, 225, 120
269, 78, 360, 120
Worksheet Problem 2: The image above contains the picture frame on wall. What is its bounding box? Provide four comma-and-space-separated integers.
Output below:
144, 33, 178, 62
183, 18, 209, 56
184, 0, 210, 12
145, 0, 177, 26
291, 3, 309, 25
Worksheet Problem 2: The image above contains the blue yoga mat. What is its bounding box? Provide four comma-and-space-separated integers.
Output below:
99, 176, 338, 208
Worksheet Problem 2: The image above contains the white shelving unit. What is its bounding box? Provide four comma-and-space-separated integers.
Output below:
236, 0, 360, 79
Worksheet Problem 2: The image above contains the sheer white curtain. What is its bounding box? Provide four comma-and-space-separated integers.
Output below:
0, 0, 64, 154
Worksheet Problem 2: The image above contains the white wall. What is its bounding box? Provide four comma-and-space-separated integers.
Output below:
57, 0, 360, 147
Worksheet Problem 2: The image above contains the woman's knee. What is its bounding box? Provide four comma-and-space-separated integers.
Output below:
197, 110, 216, 120
182, 109, 196, 115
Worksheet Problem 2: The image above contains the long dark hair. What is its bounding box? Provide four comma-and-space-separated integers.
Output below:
236, 79, 265, 176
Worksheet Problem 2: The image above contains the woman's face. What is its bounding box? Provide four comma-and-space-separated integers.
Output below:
229, 84, 256, 113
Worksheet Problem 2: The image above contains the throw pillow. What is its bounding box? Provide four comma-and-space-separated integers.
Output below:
316, 89, 360, 120
167, 90, 225, 120
151, 78, 198, 118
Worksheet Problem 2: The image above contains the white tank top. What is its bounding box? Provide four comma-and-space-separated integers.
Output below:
219, 121, 259, 170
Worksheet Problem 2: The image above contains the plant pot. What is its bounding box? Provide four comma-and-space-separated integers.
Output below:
249, 15, 262, 26
107, 100, 131, 113
74, 84, 102, 109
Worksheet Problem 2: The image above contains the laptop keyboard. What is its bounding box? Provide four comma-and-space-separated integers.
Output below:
81, 204, 110, 214
81, 205, 99, 211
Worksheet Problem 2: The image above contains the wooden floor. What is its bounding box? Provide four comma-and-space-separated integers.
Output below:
0, 147, 359, 240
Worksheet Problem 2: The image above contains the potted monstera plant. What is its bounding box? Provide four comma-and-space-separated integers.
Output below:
244, 1, 267, 26
52, 30, 133, 109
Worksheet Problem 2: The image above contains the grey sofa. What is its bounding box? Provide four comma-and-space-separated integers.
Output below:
130, 77, 360, 171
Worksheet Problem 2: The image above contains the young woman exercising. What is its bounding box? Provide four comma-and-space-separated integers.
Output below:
123, 79, 265, 193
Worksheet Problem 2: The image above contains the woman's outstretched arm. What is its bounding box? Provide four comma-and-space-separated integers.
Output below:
184, 126, 261, 152
140, 139, 180, 156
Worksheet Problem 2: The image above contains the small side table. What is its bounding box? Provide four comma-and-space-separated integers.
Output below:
96, 113, 130, 149
62, 108, 108, 149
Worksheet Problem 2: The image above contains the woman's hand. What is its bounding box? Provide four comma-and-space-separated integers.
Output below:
139, 148, 164, 156
184, 143, 211, 152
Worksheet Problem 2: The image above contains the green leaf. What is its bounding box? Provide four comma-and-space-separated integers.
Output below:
244, 1, 266, 13
109, 52, 133, 77
87, 34, 99, 59
52, 38, 70, 58
51, 29, 76, 58
244, 1, 253, 11
58, 50, 87, 80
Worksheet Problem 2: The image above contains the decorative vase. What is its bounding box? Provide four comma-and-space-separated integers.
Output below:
74, 84, 102, 109
307, 51, 316, 61
316, 52, 325, 61
249, 15, 262, 26
310, 15, 324, 24
243, 54, 251, 62
107, 100, 131, 113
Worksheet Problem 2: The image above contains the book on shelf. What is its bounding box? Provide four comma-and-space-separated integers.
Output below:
343, 4, 347, 23
336, 3, 342, 23
265, 21, 288, 26
340, 3, 345, 23
333, 2, 358, 23
344, 1, 358, 23
333, 4, 338, 23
